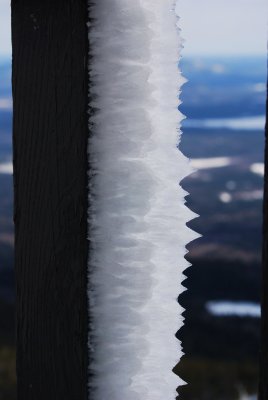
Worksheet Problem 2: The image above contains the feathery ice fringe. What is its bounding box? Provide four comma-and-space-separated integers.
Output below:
87, 1, 198, 399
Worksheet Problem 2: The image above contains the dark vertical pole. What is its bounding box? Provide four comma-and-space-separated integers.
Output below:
12, 1, 88, 399
259, 74, 268, 399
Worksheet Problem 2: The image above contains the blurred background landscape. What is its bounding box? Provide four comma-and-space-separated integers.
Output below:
174, 1, 267, 398
0, 56, 15, 399
176, 55, 266, 400
0, 0, 267, 399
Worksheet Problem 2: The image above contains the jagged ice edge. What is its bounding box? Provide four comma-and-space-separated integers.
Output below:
87, 0, 200, 399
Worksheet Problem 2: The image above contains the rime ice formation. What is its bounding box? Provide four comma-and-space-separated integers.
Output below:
87, 1, 198, 399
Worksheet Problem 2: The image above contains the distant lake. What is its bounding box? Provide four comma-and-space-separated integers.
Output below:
183, 115, 265, 130
206, 301, 261, 318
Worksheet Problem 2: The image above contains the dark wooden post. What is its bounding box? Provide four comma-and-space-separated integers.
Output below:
259, 78, 268, 399
12, 1, 89, 399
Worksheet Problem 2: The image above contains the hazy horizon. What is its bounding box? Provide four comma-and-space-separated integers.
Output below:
0, 0, 267, 58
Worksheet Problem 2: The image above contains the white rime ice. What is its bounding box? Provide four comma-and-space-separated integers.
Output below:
88, 1, 199, 399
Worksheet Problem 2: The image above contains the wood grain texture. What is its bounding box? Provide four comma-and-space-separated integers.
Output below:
12, 1, 89, 398
259, 80, 268, 400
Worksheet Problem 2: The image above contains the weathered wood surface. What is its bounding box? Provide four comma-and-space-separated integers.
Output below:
12, 1, 89, 398
259, 80, 268, 400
